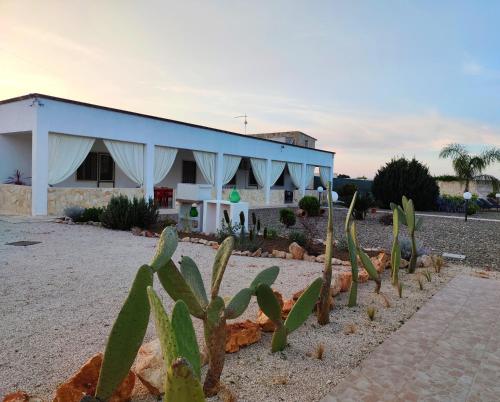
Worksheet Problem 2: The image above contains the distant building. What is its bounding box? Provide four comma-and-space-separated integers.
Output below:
250, 131, 317, 149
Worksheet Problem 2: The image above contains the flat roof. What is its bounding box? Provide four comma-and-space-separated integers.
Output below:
0, 93, 334, 155
252, 131, 318, 141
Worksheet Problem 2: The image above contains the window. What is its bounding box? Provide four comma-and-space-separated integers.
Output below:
275, 170, 285, 186
305, 139, 309, 147
98, 153, 114, 181
182, 160, 197, 183
77, 153, 98, 180
77, 152, 115, 182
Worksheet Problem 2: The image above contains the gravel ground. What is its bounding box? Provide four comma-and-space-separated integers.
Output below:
0, 218, 496, 401
253, 207, 500, 270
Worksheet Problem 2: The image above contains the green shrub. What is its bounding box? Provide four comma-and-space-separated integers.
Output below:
79, 207, 104, 222
279, 208, 296, 227
63, 206, 84, 221
338, 183, 357, 197
298, 196, 321, 216
100, 195, 159, 230
266, 227, 278, 239
372, 157, 439, 210
128, 197, 159, 229
288, 231, 307, 248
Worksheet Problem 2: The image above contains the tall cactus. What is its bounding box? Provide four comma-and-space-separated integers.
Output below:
346, 192, 382, 305
256, 278, 322, 352
391, 208, 401, 285
92, 227, 279, 400
390, 196, 423, 274
317, 181, 334, 324
156, 233, 280, 396
345, 192, 359, 307
147, 289, 204, 402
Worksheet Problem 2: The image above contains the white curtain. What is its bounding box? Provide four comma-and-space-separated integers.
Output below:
270, 161, 286, 186
154, 146, 178, 184
48, 133, 95, 185
193, 150, 216, 185
223, 155, 241, 185
250, 158, 266, 187
287, 162, 303, 189
104, 139, 144, 185
319, 166, 331, 188
306, 165, 316, 189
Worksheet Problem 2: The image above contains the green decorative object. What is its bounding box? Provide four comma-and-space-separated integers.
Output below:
229, 186, 240, 203
189, 203, 199, 218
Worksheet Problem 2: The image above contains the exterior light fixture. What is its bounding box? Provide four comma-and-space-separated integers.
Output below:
331, 191, 339, 203
317, 186, 324, 203
463, 191, 472, 222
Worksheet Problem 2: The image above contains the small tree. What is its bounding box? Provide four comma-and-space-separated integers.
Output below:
372, 157, 439, 210
439, 143, 500, 192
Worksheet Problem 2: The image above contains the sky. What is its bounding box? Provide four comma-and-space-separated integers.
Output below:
1, 0, 499, 179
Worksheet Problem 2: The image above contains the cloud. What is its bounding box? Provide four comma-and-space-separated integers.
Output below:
463, 61, 484, 76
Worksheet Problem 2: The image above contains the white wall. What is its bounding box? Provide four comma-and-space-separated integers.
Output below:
0, 132, 32, 183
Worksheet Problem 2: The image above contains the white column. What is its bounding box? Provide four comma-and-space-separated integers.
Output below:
31, 118, 49, 215
143, 142, 155, 201
265, 158, 271, 205
300, 162, 307, 197
214, 152, 224, 230
330, 156, 335, 187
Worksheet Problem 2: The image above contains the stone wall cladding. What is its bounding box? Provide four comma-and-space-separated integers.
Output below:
0, 184, 32, 215
47, 187, 144, 216
436, 180, 494, 197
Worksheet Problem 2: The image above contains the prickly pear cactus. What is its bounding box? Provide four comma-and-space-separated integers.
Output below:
257, 278, 322, 352
95, 265, 154, 400
391, 208, 401, 285
317, 181, 334, 324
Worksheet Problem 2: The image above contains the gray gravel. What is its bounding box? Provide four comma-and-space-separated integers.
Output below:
252, 207, 500, 270
0, 218, 494, 401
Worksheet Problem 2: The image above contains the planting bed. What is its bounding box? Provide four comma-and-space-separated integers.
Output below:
0, 218, 494, 401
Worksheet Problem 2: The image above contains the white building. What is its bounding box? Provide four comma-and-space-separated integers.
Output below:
0, 93, 334, 216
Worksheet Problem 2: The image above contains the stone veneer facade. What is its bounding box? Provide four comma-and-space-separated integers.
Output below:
219, 188, 317, 207
0, 184, 32, 215
47, 187, 144, 216
437, 180, 495, 197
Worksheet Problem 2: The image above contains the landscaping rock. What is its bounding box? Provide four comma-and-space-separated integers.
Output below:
331, 258, 344, 265
251, 248, 262, 257
2, 391, 42, 402
181, 236, 190, 242
272, 249, 286, 259
261, 251, 269, 258
418, 255, 433, 268
53, 353, 135, 402
134, 339, 163, 396
400, 259, 409, 268
281, 299, 295, 318
315, 254, 326, 263
211, 243, 219, 250
225, 320, 261, 353
289, 242, 305, 260
371, 252, 390, 273
335, 271, 353, 292
285, 252, 293, 259
198, 238, 208, 245
304, 254, 316, 262
358, 269, 369, 283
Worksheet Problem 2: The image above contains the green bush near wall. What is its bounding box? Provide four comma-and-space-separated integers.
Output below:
100, 195, 159, 230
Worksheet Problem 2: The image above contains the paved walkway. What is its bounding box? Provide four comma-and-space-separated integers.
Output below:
323, 275, 500, 402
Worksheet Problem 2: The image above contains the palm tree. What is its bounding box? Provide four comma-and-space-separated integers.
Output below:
439, 144, 500, 191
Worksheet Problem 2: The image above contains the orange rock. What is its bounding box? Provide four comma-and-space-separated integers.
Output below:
281, 299, 295, 318
52, 353, 135, 402
225, 320, 261, 353
358, 269, 369, 283
288, 242, 305, 260
134, 339, 163, 396
256, 310, 276, 332
292, 289, 304, 301
211, 243, 219, 250
3, 392, 30, 402
371, 252, 390, 273
337, 271, 353, 292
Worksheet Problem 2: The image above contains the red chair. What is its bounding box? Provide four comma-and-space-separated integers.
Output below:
154, 187, 174, 208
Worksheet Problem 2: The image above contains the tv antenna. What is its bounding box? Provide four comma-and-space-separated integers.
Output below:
234, 114, 248, 134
